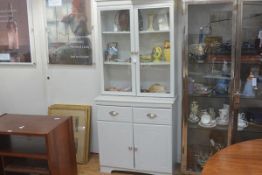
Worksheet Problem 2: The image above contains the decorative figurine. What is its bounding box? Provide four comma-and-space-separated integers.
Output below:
222, 60, 229, 75
242, 72, 256, 97
105, 42, 118, 61
163, 40, 170, 62
215, 79, 229, 95
188, 101, 199, 123
152, 46, 162, 62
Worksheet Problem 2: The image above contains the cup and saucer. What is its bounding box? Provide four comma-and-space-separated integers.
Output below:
199, 120, 216, 128
198, 111, 216, 128
188, 113, 199, 123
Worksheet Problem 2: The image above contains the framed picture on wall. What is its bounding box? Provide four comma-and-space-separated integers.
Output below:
48, 104, 91, 163
0, 0, 35, 64
45, 0, 93, 65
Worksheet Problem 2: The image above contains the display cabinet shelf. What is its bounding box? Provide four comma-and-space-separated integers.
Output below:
238, 123, 262, 133
139, 30, 170, 34
140, 62, 170, 66
189, 72, 231, 80
102, 31, 130, 34
189, 95, 229, 98
208, 55, 262, 64
188, 123, 228, 131
104, 61, 131, 65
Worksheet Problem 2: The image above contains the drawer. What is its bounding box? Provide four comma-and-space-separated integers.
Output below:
133, 108, 172, 125
97, 105, 132, 122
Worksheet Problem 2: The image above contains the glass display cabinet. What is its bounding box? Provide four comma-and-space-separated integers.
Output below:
234, 0, 262, 143
182, 0, 262, 174
182, 0, 236, 173
98, 2, 174, 97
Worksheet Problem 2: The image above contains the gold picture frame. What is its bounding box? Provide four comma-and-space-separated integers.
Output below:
48, 104, 91, 163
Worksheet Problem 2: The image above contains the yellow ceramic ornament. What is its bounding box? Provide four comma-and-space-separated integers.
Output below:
163, 40, 170, 62
152, 46, 162, 62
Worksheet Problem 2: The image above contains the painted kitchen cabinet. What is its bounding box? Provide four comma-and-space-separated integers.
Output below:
96, 96, 176, 175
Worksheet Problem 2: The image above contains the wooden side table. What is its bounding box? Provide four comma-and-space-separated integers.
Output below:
0, 114, 77, 175
202, 139, 262, 175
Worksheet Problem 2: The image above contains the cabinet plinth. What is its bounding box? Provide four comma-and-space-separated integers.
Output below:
0, 114, 77, 175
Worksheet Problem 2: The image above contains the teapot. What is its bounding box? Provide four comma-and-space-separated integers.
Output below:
200, 111, 211, 124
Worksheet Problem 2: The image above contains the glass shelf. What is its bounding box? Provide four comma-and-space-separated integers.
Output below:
189, 94, 229, 98
188, 123, 228, 131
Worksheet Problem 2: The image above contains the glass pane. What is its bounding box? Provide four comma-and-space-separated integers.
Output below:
236, 1, 262, 142
0, 0, 32, 63
46, 0, 92, 65
138, 8, 171, 94
186, 3, 233, 172
101, 10, 133, 93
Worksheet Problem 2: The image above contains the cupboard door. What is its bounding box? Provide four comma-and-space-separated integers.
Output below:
134, 124, 172, 173
182, 1, 235, 173
97, 121, 133, 169
234, 0, 262, 143
136, 6, 174, 97
98, 8, 136, 95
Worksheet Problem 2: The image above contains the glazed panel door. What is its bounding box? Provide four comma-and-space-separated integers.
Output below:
234, 0, 262, 143
98, 6, 136, 95
134, 4, 174, 97
182, 0, 237, 173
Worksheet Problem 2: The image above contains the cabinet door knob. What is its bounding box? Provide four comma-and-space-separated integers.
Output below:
128, 146, 133, 151
147, 113, 157, 119
134, 147, 138, 151
109, 111, 119, 117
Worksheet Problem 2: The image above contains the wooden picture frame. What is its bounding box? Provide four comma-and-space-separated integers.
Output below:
48, 104, 91, 163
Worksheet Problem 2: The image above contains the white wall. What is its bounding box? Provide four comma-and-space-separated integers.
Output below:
0, 0, 100, 153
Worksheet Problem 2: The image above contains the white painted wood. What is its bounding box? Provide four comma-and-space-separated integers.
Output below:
134, 124, 172, 173
133, 107, 172, 125
97, 121, 134, 169
97, 105, 132, 122
95, 95, 175, 108
97, 1, 175, 97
